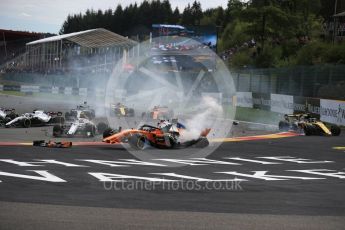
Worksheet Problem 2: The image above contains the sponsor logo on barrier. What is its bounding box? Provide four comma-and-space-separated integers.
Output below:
252, 93, 271, 110
293, 96, 321, 118
3, 85, 20, 91
270, 94, 294, 114
39, 86, 52, 93
235, 92, 253, 108
320, 99, 345, 126
20, 85, 40, 93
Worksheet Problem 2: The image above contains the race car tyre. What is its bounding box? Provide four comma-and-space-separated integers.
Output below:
163, 134, 177, 148
97, 122, 108, 134
278, 121, 289, 131
53, 125, 63, 137
304, 124, 317, 136
33, 140, 45, 146
128, 134, 146, 150
194, 137, 209, 148
84, 125, 96, 137
59, 117, 65, 124
22, 119, 31, 128
331, 125, 341, 136
103, 128, 114, 138
304, 124, 311, 136
65, 112, 71, 120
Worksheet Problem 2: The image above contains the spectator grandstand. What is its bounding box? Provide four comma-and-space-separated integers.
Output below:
0, 28, 138, 88
0, 29, 48, 65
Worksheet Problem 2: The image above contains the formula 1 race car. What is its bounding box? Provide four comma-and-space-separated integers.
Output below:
110, 103, 135, 117
142, 106, 174, 120
53, 118, 108, 138
0, 108, 18, 126
103, 119, 210, 149
278, 113, 341, 136
65, 102, 96, 121
5, 110, 64, 128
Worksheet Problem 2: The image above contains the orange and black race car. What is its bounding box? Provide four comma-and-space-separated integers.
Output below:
103, 120, 210, 149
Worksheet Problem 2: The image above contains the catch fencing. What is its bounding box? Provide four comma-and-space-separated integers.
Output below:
232, 65, 345, 100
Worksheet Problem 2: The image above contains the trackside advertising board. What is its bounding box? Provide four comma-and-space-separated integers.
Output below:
252, 93, 271, 111
293, 96, 321, 118
270, 94, 294, 114
320, 99, 345, 126
235, 92, 253, 108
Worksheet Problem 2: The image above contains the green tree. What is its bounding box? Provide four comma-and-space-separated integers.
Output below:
191, 1, 203, 25
172, 7, 181, 24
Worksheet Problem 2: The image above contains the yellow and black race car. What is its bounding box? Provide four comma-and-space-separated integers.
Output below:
278, 113, 341, 136
110, 103, 135, 117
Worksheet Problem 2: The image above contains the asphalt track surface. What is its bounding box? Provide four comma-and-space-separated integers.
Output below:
1, 94, 345, 229
0, 130, 345, 229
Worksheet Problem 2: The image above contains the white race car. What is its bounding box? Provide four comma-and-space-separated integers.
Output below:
65, 102, 96, 121
5, 110, 64, 128
53, 118, 107, 137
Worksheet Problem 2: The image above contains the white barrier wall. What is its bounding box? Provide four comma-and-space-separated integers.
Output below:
320, 99, 345, 126
1, 83, 345, 126
79, 88, 88, 96
95, 88, 105, 97
52, 87, 59, 94
20, 85, 40, 93
235, 92, 253, 108
64, 87, 72, 95
270, 94, 294, 114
